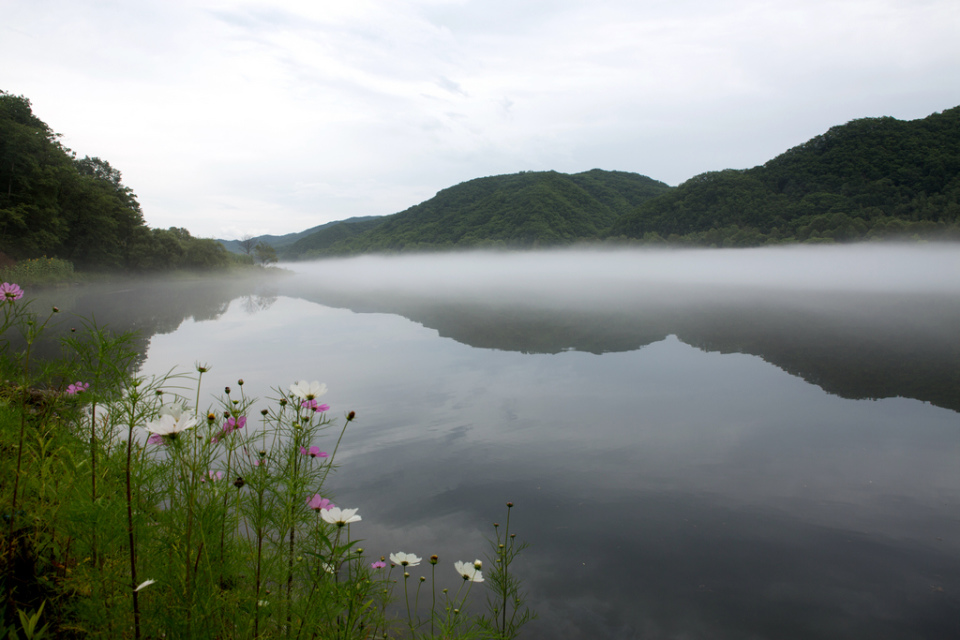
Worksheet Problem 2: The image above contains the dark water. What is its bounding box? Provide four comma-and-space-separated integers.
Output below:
23, 246, 960, 639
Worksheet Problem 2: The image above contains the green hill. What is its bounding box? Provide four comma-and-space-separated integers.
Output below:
279, 217, 385, 259
287, 169, 671, 258
1, 91, 236, 271
609, 106, 960, 245
218, 216, 379, 255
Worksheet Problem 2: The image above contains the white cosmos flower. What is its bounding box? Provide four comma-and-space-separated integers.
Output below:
290, 380, 328, 401
321, 507, 361, 527
389, 552, 422, 567
159, 401, 185, 419
135, 579, 155, 592
454, 561, 484, 582
144, 413, 197, 437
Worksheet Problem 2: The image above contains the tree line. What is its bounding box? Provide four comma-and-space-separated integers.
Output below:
0, 91, 240, 271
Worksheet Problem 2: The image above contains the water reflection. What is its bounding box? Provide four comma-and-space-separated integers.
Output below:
20, 246, 960, 638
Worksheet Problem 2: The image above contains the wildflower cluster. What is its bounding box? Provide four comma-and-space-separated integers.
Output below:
0, 285, 534, 639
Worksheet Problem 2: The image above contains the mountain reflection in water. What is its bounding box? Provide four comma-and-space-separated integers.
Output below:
27, 245, 960, 639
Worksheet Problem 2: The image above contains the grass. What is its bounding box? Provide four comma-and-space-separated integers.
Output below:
0, 259, 75, 287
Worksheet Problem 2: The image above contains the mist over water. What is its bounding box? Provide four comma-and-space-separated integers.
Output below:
27, 244, 960, 639
285, 243, 960, 303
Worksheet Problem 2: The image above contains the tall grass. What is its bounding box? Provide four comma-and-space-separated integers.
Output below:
0, 259, 75, 286
0, 284, 534, 639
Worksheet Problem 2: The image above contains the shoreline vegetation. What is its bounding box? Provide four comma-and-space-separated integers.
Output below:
0, 283, 535, 638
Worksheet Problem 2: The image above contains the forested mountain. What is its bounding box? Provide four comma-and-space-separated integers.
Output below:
285, 169, 671, 258
609, 106, 960, 245
0, 91, 234, 270
218, 216, 379, 255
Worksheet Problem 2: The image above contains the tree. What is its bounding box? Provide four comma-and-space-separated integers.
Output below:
253, 241, 277, 265
238, 234, 257, 255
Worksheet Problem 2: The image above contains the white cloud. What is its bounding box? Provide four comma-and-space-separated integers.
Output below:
2, 0, 959, 238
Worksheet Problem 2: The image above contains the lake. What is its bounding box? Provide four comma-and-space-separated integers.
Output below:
33, 244, 960, 639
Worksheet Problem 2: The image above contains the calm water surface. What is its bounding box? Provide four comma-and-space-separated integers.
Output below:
49, 247, 960, 639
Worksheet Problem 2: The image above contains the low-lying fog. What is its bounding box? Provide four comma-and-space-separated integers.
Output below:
284, 243, 960, 302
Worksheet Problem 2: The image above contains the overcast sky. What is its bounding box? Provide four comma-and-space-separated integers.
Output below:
3, 0, 960, 239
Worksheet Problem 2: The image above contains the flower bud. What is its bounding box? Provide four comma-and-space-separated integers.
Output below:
430, 555, 438, 565
506, 502, 513, 508
224, 386, 231, 395
279, 399, 288, 407
238, 378, 244, 386
420, 576, 426, 582
52, 307, 59, 313
474, 560, 482, 570
261, 409, 268, 416
347, 410, 356, 421
234, 476, 245, 489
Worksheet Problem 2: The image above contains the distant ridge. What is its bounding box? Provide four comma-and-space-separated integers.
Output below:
284, 169, 671, 259
609, 106, 960, 245
217, 216, 379, 254
239, 105, 960, 259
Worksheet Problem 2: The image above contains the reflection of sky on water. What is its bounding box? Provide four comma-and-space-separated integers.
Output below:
138, 292, 960, 639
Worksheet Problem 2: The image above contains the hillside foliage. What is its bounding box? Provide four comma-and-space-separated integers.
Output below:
285, 170, 672, 258
0, 91, 237, 271
609, 106, 960, 245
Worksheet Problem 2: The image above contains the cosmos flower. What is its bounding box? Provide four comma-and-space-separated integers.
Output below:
454, 561, 484, 582
299, 446, 328, 458
66, 381, 90, 395
214, 415, 246, 442
159, 401, 186, 419
144, 413, 197, 441
134, 579, 155, 592
321, 507, 361, 527
201, 470, 223, 483
389, 552, 422, 567
306, 494, 334, 512
301, 399, 331, 412
0, 282, 24, 303
290, 380, 327, 401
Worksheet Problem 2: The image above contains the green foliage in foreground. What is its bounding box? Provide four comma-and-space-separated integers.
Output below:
0, 289, 534, 639
609, 106, 960, 246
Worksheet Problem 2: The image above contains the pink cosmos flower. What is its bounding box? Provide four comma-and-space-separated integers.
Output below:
147, 433, 165, 446
219, 416, 246, 438
371, 561, 386, 569
1, 282, 24, 303
66, 381, 90, 395
306, 494, 334, 512
301, 399, 331, 412
299, 446, 328, 458
201, 470, 223, 483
